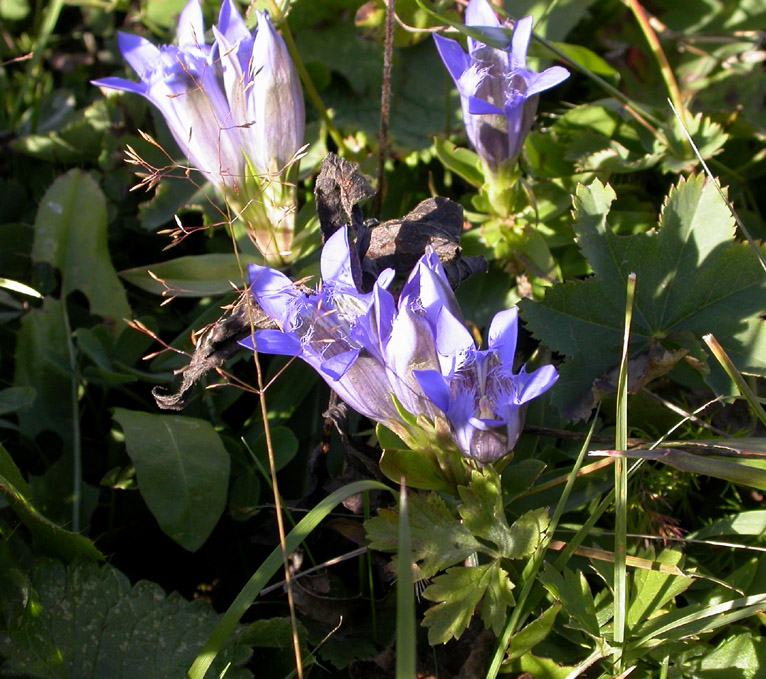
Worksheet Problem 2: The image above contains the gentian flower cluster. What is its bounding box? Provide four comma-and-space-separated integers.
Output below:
93, 0, 305, 263
243, 228, 559, 464
434, 0, 569, 175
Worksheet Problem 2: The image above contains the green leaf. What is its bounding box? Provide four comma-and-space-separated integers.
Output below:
366, 491, 481, 579
507, 603, 563, 661
0, 386, 35, 416
112, 408, 230, 552
0, 558, 249, 679
689, 631, 766, 678
32, 169, 130, 324
538, 565, 600, 636
0, 0, 29, 20
11, 100, 111, 164
506, 507, 550, 559
627, 548, 693, 632
190, 479, 394, 679
244, 425, 299, 473
480, 562, 517, 635
120, 254, 255, 297
502, 652, 579, 679
433, 138, 485, 188
535, 41, 618, 78
422, 562, 513, 644
520, 175, 766, 419
0, 446, 103, 563
14, 298, 74, 440
379, 447, 458, 494
458, 467, 514, 557
501, 459, 547, 503
692, 509, 766, 539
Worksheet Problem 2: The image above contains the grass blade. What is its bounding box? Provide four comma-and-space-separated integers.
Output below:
187, 479, 394, 679
614, 273, 637, 667
396, 478, 416, 678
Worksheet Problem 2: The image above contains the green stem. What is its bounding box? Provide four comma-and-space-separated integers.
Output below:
62, 308, 81, 533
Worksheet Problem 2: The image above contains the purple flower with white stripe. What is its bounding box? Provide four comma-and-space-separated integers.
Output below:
241, 227, 407, 424
415, 307, 558, 464
92, 0, 304, 190
434, 0, 569, 173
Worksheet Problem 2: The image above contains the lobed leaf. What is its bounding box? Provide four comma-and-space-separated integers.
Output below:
521, 175, 766, 419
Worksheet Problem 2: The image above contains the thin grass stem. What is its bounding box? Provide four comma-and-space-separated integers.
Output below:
613, 273, 637, 668
396, 478, 417, 678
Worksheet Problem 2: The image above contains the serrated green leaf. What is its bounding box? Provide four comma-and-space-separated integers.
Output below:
507, 507, 550, 559
481, 562, 516, 635
507, 603, 562, 661
32, 169, 130, 324
421, 563, 493, 644
0, 558, 249, 679
365, 491, 481, 578
539, 565, 600, 636
520, 175, 766, 419
113, 409, 230, 552
458, 467, 514, 557
627, 548, 693, 631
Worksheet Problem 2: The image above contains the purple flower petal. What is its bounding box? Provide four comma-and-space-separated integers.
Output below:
487, 308, 518, 365
177, 0, 205, 49
117, 32, 161, 78
526, 66, 571, 96
217, 0, 251, 47
465, 0, 501, 29
467, 95, 504, 116
434, 308, 473, 369
414, 370, 452, 414
91, 76, 146, 95
251, 329, 302, 356
515, 364, 559, 404
434, 34, 471, 83
248, 263, 299, 326
320, 227, 357, 291
510, 15, 534, 68
322, 348, 361, 380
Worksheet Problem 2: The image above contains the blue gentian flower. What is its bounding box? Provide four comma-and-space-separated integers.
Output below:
241, 227, 408, 424
93, 0, 304, 190
415, 307, 559, 464
372, 249, 461, 422
434, 0, 569, 172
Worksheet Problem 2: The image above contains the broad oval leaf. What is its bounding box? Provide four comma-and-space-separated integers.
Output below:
113, 408, 230, 552
32, 169, 130, 324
